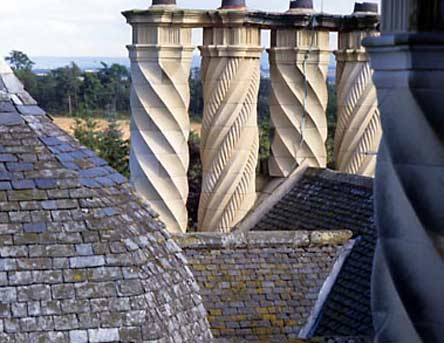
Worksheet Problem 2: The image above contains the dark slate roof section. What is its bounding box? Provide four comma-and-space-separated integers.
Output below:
252, 168, 373, 233
216, 337, 371, 343
251, 168, 376, 338
178, 231, 352, 342
0, 58, 213, 342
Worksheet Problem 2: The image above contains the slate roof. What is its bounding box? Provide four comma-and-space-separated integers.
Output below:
0, 58, 212, 342
251, 168, 376, 338
177, 230, 353, 342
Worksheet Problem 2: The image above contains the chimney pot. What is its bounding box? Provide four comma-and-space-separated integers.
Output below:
289, 0, 314, 10
152, 0, 176, 6
220, 0, 247, 10
353, 2, 378, 13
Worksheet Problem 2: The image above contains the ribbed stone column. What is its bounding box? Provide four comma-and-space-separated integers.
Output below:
364, 0, 444, 342
268, 1, 330, 177
127, 6, 193, 233
198, 12, 262, 232
334, 4, 381, 177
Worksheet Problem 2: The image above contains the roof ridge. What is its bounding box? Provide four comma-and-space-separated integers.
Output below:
0, 57, 13, 74
0, 58, 46, 121
175, 230, 353, 249
305, 167, 374, 189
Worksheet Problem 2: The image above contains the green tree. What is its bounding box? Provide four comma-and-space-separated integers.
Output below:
52, 63, 82, 115
80, 73, 104, 111
187, 131, 202, 230
6, 50, 35, 70
258, 121, 271, 175
5, 51, 38, 95
73, 118, 100, 151
326, 83, 337, 169
257, 76, 271, 122
189, 68, 203, 122
97, 63, 130, 113
73, 118, 129, 177
96, 120, 130, 177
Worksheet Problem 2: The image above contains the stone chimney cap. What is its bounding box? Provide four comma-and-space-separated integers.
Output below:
152, 0, 176, 6
353, 2, 378, 13
289, 0, 314, 10
220, 0, 247, 10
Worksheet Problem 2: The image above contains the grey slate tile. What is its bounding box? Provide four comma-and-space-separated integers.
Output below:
0, 101, 16, 113
35, 178, 57, 190
16, 105, 45, 116
12, 180, 36, 190
23, 223, 47, 233
0, 112, 24, 126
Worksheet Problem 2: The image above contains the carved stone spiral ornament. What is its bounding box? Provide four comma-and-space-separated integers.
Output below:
128, 24, 194, 233
334, 31, 381, 177
365, 13, 444, 343
268, 29, 330, 177
198, 26, 262, 232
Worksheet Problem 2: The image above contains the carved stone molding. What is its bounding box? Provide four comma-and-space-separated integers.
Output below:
334, 30, 381, 177
198, 26, 262, 233
268, 28, 330, 177
128, 24, 194, 233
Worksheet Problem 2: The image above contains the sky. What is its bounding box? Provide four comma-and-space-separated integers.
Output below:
0, 0, 380, 58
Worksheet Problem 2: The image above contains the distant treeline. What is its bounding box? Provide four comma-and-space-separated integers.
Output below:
8, 51, 273, 122
8, 51, 131, 117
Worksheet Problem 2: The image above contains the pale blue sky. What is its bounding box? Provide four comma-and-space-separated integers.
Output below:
0, 0, 379, 57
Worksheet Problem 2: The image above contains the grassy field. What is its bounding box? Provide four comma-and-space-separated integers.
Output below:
53, 117, 202, 140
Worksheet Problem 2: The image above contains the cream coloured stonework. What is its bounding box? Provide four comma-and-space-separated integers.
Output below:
128, 22, 194, 233
268, 29, 330, 177
198, 25, 262, 233
334, 30, 381, 177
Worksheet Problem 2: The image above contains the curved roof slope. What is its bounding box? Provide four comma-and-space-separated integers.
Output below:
251, 168, 376, 338
0, 59, 212, 342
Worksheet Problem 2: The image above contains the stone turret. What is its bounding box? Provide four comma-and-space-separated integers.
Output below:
365, 0, 444, 341
0, 57, 213, 342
